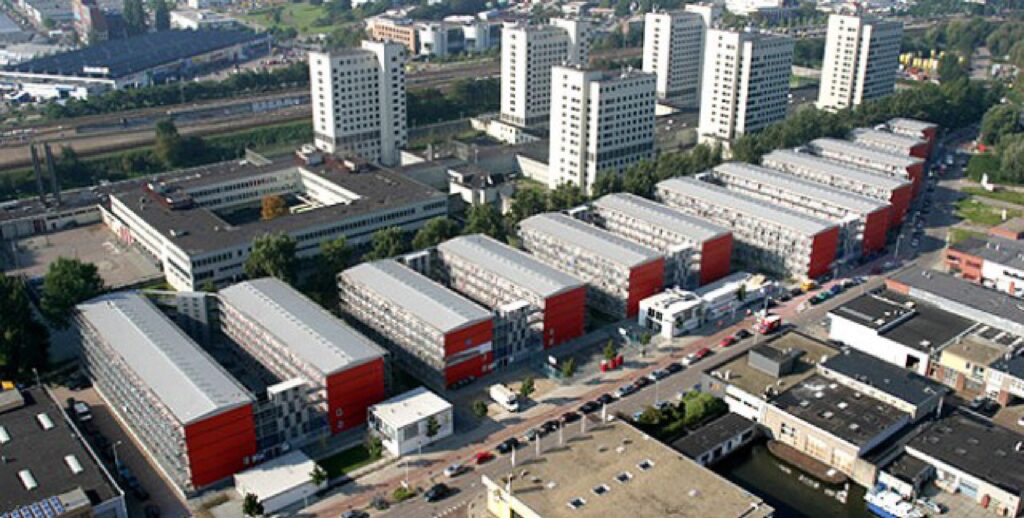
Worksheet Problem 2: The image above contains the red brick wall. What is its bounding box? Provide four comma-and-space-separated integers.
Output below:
627, 259, 665, 317
542, 286, 587, 348
699, 234, 733, 286
862, 208, 890, 255
326, 358, 386, 433
185, 404, 257, 489
443, 320, 493, 387
884, 278, 911, 294
808, 227, 839, 279
945, 248, 983, 282
889, 184, 913, 226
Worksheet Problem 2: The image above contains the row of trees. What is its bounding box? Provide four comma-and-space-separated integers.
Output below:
407, 78, 500, 127
969, 103, 1024, 184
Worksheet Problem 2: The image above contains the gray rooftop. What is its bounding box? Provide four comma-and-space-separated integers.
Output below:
888, 267, 1024, 336
832, 291, 976, 352
888, 118, 937, 135
762, 150, 910, 191
849, 128, 926, 153
823, 348, 948, 406
341, 260, 491, 334
949, 236, 1024, 272
808, 138, 921, 170
592, 193, 730, 243
218, 278, 387, 377
990, 354, 1024, 379
436, 234, 584, 299
76, 292, 252, 425
672, 413, 756, 459
712, 162, 889, 215
656, 176, 837, 235
518, 212, 662, 268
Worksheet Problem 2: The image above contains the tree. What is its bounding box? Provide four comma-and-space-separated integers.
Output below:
980, 104, 1021, 146
472, 400, 488, 418
199, 281, 217, 293
363, 227, 409, 260
242, 493, 264, 517
122, 0, 147, 35
40, 257, 104, 328
309, 464, 328, 487
506, 187, 547, 225
639, 332, 652, 346
464, 204, 507, 242
0, 274, 50, 380
412, 217, 457, 250
937, 53, 968, 83
425, 415, 440, 438
623, 161, 657, 198
243, 232, 297, 284
636, 406, 662, 425
260, 195, 288, 220
320, 236, 350, 275
603, 340, 617, 361
153, 0, 169, 31
560, 357, 576, 378
999, 134, 1024, 185
736, 283, 747, 302
154, 119, 184, 166
518, 376, 535, 400
591, 171, 623, 197
365, 433, 384, 459
546, 183, 586, 211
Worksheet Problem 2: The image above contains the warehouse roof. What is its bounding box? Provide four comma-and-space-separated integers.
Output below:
822, 348, 948, 406
76, 292, 252, 425
887, 267, 1024, 335
656, 176, 836, 235
808, 138, 921, 171
887, 117, 937, 135
519, 212, 662, 268
949, 236, 1024, 272
672, 413, 756, 460
341, 260, 491, 334
218, 278, 387, 377
4, 29, 265, 79
712, 162, 889, 215
849, 128, 926, 154
761, 150, 910, 191
436, 234, 584, 299
831, 291, 975, 353
592, 193, 730, 243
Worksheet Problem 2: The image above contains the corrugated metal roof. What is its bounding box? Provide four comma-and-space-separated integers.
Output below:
76, 292, 252, 425
849, 128, 926, 153
762, 150, 910, 190
656, 176, 836, 235
712, 162, 889, 214
888, 117, 936, 134
518, 213, 662, 268
218, 278, 387, 377
809, 138, 921, 170
341, 260, 491, 334
437, 234, 584, 299
592, 193, 730, 243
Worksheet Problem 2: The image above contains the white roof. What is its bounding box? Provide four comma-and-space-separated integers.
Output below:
656, 176, 836, 235
436, 234, 584, 299
888, 117, 936, 134
233, 451, 317, 501
592, 193, 730, 243
369, 387, 451, 428
712, 162, 888, 215
218, 278, 386, 377
518, 213, 662, 268
76, 292, 251, 425
848, 128, 926, 154
762, 150, 910, 191
341, 260, 491, 334
809, 138, 921, 170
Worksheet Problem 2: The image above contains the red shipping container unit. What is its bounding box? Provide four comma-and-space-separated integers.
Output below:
542, 286, 588, 348
627, 258, 665, 317
888, 183, 914, 226
699, 233, 734, 286
443, 318, 494, 386
862, 207, 891, 255
326, 358, 387, 433
808, 227, 840, 280
887, 118, 939, 156
185, 404, 257, 489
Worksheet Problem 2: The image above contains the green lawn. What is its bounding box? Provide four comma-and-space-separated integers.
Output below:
319, 445, 378, 479
955, 198, 1021, 226
242, 4, 333, 35
948, 228, 986, 244
961, 186, 1024, 207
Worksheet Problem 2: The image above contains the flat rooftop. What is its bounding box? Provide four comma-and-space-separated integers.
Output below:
341, 259, 491, 334
991, 217, 1024, 237
707, 331, 839, 399
833, 292, 976, 353
908, 410, 1024, 495
218, 278, 387, 377
111, 156, 445, 256
761, 150, 910, 191
672, 412, 755, 459
436, 234, 584, 300
940, 335, 1008, 370
830, 293, 914, 331
0, 388, 120, 513
369, 387, 451, 428
888, 267, 1024, 334
990, 354, 1024, 379
809, 138, 921, 171
657, 176, 837, 235
949, 235, 1024, 271
76, 292, 252, 425
822, 348, 947, 406
883, 452, 931, 486
772, 374, 908, 447
592, 193, 731, 244
849, 128, 926, 152
519, 213, 662, 269
491, 420, 773, 518
712, 162, 889, 215
888, 117, 937, 135
3, 29, 265, 79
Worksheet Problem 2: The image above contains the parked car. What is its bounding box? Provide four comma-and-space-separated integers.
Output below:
734, 329, 752, 340
561, 411, 581, 423
916, 497, 944, 515
341, 511, 369, 518
633, 376, 652, 389
681, 353, 699, 366
496, 437, 520, 454
719, 336, 737, 348
596, 393, 615, 405
72, 401, 92, 422
542, 420, 561, 433
424, 483, 451, 502
694, 347, 712, 360
647, 369, 669, 382
664, 363, 683, 374
443, 463, 465, 478
615, 384, 638, 398
474, 451, 494, 465
578, 401, 600, 414
523, 429, 540, 442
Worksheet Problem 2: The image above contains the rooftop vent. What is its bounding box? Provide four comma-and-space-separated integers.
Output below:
64, 454, 83, 475
592, 484, 610, 496
36, 413, 54, 431
615, 472, 633, 483
18, 469, 37, 491
567, 497, 586, 510
0, 425, 9, 444
849, 423, 860, 432
838, 401, 848, 410
637, 459, 654, 471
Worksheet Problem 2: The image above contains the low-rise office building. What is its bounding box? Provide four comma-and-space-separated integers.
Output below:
987, 353, 1024, 407
339, 259, 494, 389
75, 292, 257, 495
806, 137, 925, 195
217, 278, 389, 437
945, 235, 1024, 298
366, 14, 418, 53
368, 387, 453, 456
639, 272, 773, 338
435, 234, 587, 363
672, 413, 758, 466
886, 267, 1024, 337
761, 149, 913, 226
819, 348, 947, 421
704, 162, 891, 260
591, 193, 733, 288
518, 213, 664, 319
932, 332, 1011, 395
905, 411, 1024, 517
849, 127, 929, 160
656, 176, 839, 279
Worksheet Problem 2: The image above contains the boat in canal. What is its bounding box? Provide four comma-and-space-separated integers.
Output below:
865, 487, 923, 518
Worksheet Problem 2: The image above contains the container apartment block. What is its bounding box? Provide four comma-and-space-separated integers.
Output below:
75, 292, 256, 495
704, 162, 891, 260
656, 176, 839, 279
518, 212, 665, 319
217, 278, 388, 437
887, 117, 938, 155
849, 127, 930, 160
339, 259, 494, 389
590, 192, 733, 287
761, 149, 913, 226
807, 137, 925, 196
435, 234, 587, 362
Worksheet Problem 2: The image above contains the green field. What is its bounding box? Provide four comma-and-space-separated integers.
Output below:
948, 227, 986, 244
242, 3, 333, 35
955, 198, 1021, 226
319, 445, 378, 478
961, 186, 1024, 207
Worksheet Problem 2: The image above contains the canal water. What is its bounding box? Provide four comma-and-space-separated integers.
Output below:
713, 441, 874, 518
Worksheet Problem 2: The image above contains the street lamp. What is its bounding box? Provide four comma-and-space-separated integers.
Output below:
112, 441, 123, 470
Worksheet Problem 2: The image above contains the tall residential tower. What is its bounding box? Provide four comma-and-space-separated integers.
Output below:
642, 5, 719, 107
817, 14, 903, 111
